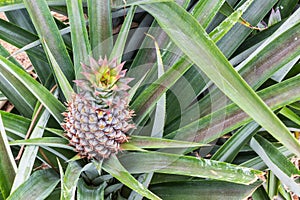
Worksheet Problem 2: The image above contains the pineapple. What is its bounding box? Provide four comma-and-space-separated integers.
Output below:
62, 57, 134, 160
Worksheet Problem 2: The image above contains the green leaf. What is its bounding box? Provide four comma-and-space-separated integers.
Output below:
0, 63, 35, 118
4, 9, 54, 85
149, 33, 166, 138
177, 7, 300, 128
9, 137, 73, 150
119, 151, 263, 185
266, 171, 279, 199
66, 0, 91, 79
0, 56, 65, 123
127, 0, 222, 89
0, 114, 17, 198
237, 7, 300, 90
131, 57, 191, 126
0, 44, 22, 68
0, 45, 36, 117
211, 121, 260, 162
122, 135, 207, 149
61, 161, 82, 200
278, 0, 298, 19
250, 135, 300, 195
0, 18, 48, 61
11, 109, 50, 192
45, 128, 65, 138
242, 146, 293, 171
23, 0, 74, 82
103, 155, 162, 200
252, 186, 271, 200
111, 0, 173, 8
141, 2, 300, 156
279, 107, 300, 126
166, 74, 300, 144
110, 5, 136, 62
7, 169, 59, 200
278, 184, 293, 200
0, 111, 30, 137
43, 42, 74, 101
217, 0, 278, 57
77, 178, 105, 200
150, 180, 262, 200
209, 0, 254, 43
191, 0, 226, 28
88, 0, 113, 58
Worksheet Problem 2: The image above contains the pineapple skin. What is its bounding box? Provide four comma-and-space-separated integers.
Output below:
62, 57, 134, 160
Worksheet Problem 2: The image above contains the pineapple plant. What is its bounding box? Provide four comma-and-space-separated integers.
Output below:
0, 0, 299, 199
62, 57, 134, 160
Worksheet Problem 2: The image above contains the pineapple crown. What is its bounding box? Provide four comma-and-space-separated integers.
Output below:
74, 57, 133, 101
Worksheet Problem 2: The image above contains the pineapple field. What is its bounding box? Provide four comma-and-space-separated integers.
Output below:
0, 0, 300, 199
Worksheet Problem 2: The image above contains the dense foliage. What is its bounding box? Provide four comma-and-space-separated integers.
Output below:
0, 0, 299, 199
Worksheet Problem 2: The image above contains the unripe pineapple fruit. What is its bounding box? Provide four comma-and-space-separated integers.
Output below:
62, 57, 134, 160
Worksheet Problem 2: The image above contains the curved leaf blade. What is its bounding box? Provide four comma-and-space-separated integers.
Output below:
61, 161, 82, 200
9, 137, 73, 150
44, 42, 74, 101
66, 0, 91, 79
11, 109, 50, 192
150, 180, 262, 200
77, 178, 105, 200
122, 135, 207, 149
7, 169, 59, 200
166, 75, 300, 144
0, 56, 65, 123
88, 0, 113, 58
103, 155, 162, 200
119, 151, 263, 185
110, 5, 136, 62
23, 0, 74, 82
0, 114, 17, 198
250, 135, 300, 195
141, 2, 300, 156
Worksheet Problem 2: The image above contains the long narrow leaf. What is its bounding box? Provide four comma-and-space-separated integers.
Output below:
88, 0, 113, 58
9, 137, 73, 150
122, 135, 207, 149
0, 111, 30, 137
23, 0, 74, 82
131, 57, 192, 126
150, 180, 262, 200
61, 161, 82, 200
242, 146, 293, 171
103, 155, 162, 200
0, 18, 47, 61
0, 114, 17, 198
279, 107, 300, 126
110, 5, 136, 62
119, 151, 263, 185
174, 7, 300, 127
11, 109, 50, 192
211, 121, 260, 162
141, 2, 300, 156
250, 135, 300, 195
77, 179, 105, 200
7, 169, 59, 200
209, 0, 254, 43
44, 42, 74, 101
0, 56, 65, 123
0, 64, 35, 118
166, 75, 300, 144
66, 0, 90, 79
217, 0, 277, 57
